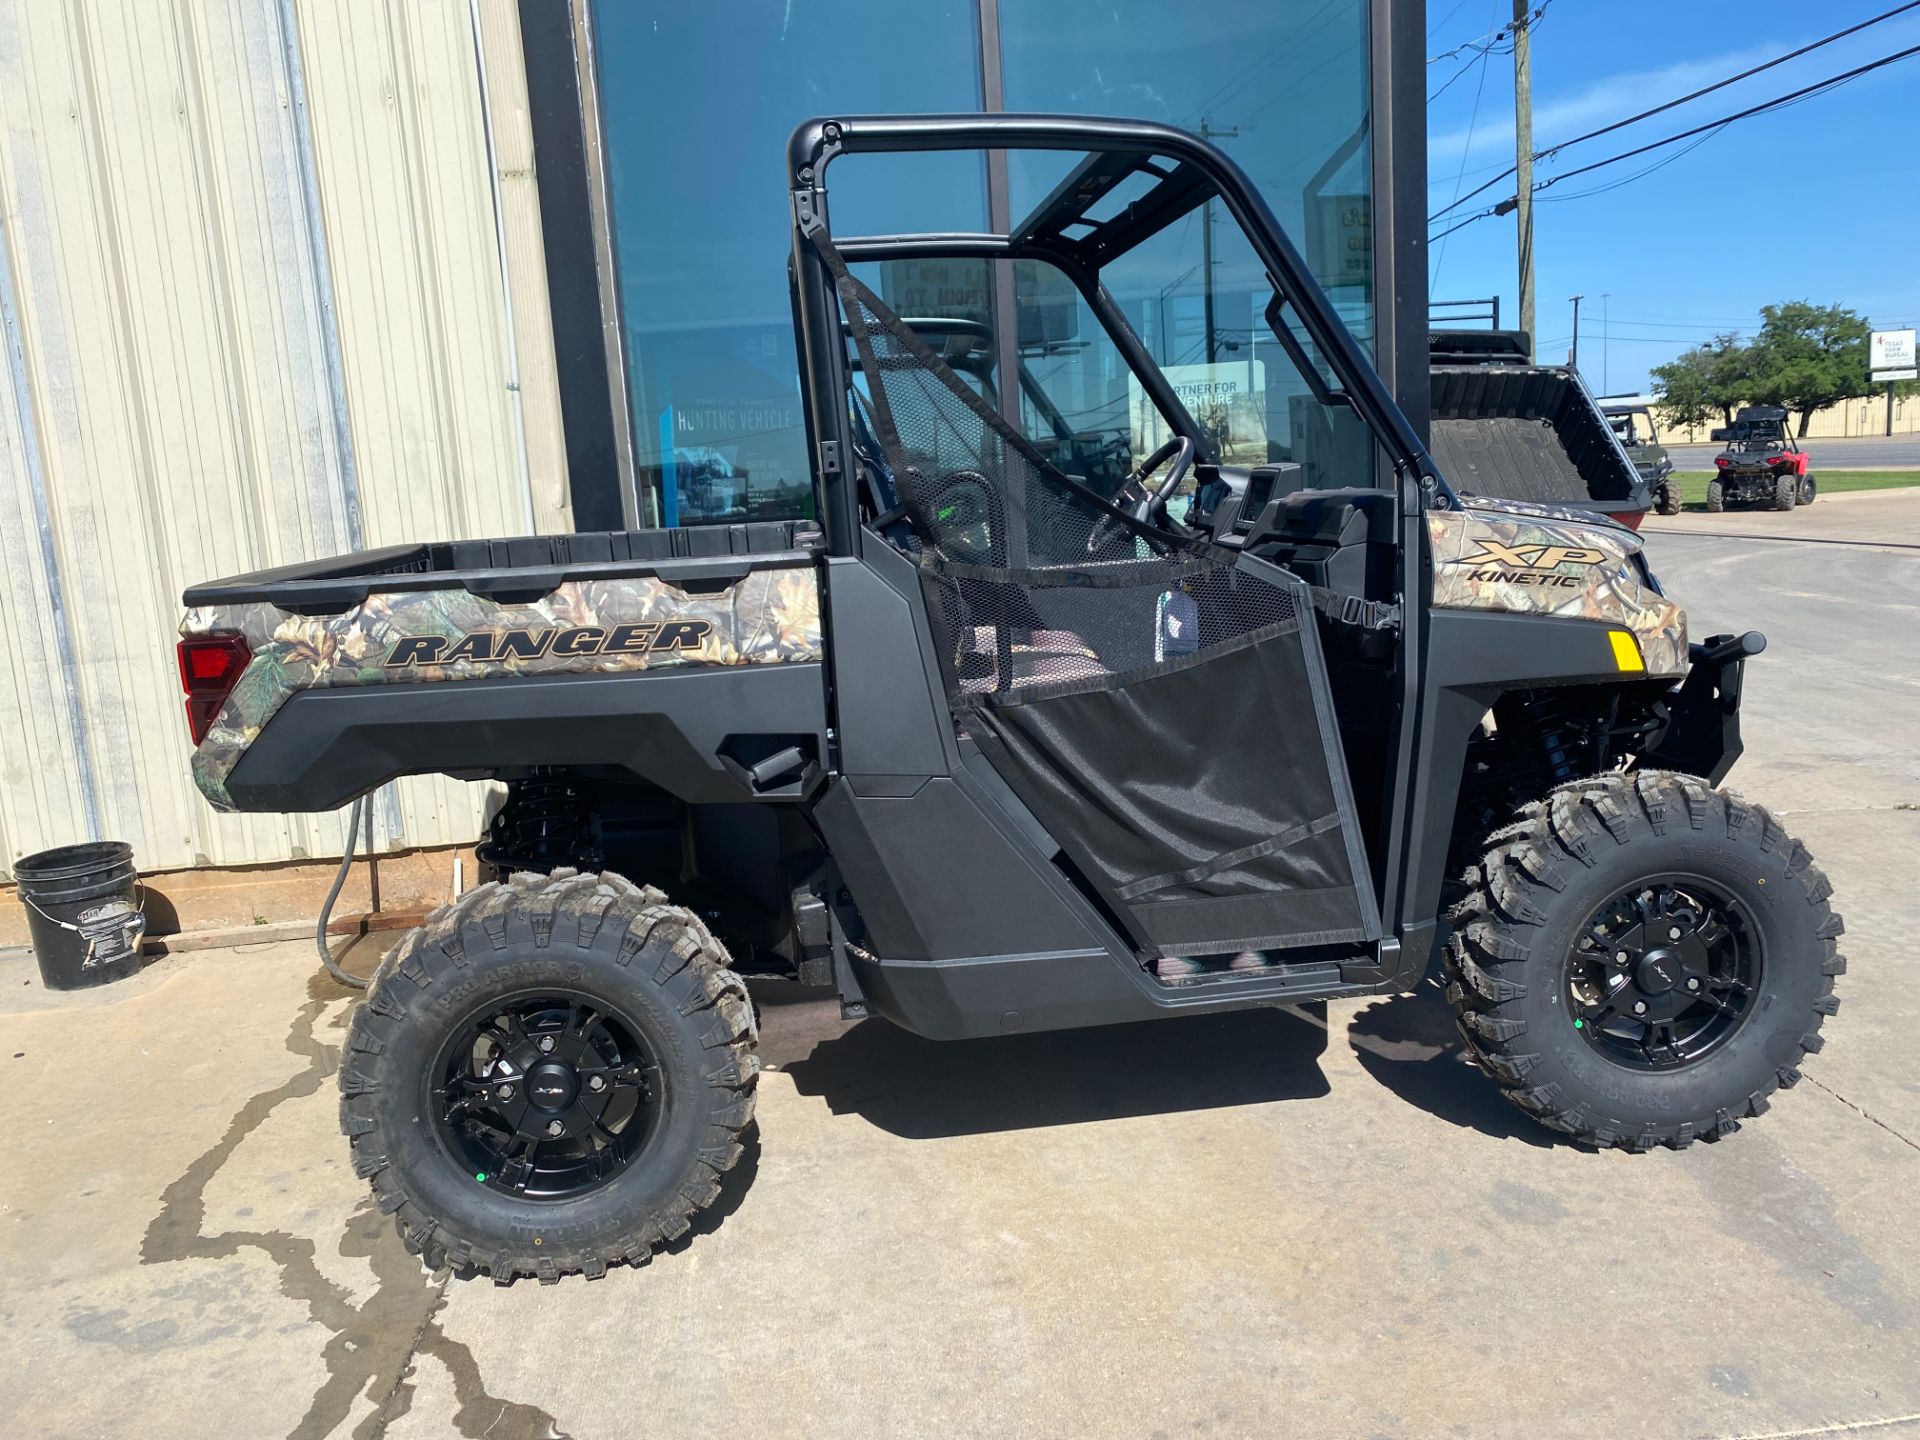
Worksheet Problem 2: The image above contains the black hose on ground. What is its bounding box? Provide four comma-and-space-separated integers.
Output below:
317, 796, 371, 989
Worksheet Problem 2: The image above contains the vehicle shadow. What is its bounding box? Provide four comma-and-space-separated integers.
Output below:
1345, 976, 1554, 1148
774, 997, 1331, 1140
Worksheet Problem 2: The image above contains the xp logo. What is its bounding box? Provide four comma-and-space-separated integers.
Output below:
1457, 540, 1608, 570
1455, 539, 1609, 589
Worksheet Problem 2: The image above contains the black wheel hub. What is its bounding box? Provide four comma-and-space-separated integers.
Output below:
1567, 880, 1761, 1071
525, 1061, 579, 1111
431, 994, 661, 1200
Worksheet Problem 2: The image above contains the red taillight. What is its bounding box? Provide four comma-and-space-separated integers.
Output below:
1714, 456, 1730, 467
1619, 510, 1645, 531
176, 633, 251, 745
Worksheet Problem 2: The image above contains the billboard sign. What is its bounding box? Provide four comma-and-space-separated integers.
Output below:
1870, 328, 1916, 381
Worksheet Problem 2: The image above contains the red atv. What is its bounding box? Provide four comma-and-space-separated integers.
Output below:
1709, 406, 1816, 512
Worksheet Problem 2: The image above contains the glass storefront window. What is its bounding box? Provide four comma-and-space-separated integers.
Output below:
999, 0, 1374, 326
589, 0, 1375, 525
590, 1, 984, 527
1001, 0, 1375, 488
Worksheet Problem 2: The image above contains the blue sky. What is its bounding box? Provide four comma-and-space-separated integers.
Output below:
1425, 0, 1920, 393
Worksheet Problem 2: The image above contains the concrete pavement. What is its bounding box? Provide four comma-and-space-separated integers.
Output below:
4, 496, 1919, 1439
1641, 485, 1920, 548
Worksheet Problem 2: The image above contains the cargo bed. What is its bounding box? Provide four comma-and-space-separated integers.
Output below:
1428, 330, 1650, 521
183, 520, 821, 613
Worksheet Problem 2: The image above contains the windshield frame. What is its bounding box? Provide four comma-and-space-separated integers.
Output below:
787, 113, 1449, 553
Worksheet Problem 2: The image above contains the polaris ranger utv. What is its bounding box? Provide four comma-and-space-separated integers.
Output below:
176, 115, 1843, 1286
1710, 405, 1816, 512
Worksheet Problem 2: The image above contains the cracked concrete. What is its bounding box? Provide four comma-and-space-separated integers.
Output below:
1, 498, 1917, 1437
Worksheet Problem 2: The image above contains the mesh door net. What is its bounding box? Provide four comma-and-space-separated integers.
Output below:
820, 234, 1379, 957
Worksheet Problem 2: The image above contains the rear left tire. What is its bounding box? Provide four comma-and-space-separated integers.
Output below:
339, 868, 758, 1283
1445, 772, 1843, 1151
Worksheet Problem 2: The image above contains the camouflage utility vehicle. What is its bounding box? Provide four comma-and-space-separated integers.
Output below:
1602, 399, 1679, 516
1710, 405, 1816, 512
178, 116, 1844, 1285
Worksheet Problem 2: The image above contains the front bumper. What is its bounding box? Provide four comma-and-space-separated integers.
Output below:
1643, 631, 1764, 784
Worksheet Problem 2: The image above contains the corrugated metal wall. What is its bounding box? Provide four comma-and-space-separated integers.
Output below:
0, 0, 570, 878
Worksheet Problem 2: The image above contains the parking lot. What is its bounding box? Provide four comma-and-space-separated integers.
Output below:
4, 490, 1918, 1440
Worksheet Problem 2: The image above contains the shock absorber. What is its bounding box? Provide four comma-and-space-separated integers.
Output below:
1509, 692, 1581, 787
476, 773, 604, 877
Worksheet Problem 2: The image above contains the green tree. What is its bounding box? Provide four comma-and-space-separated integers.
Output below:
1746, 301, 1873, 436
1650, 333, 1752, 429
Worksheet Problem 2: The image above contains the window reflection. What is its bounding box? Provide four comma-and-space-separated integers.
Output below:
591, 1, 984, 526
590, 0, 1374, 525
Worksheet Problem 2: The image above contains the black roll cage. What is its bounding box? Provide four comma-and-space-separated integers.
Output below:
785, 111, 1451, 555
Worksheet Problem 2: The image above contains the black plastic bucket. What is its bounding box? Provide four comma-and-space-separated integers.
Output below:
13, 841, 146, 990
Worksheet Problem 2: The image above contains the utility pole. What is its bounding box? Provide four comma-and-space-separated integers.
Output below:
1198, 116, 1239, 366
1512, 0, 1535, 359
1601, 291, 1611, 393
1569, 293, 1584, 367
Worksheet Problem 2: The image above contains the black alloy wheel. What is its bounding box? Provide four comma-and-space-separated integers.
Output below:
1446, 771, 1843, 1151
432, 992, 662, 1201
1566, 879, 1760, 1071
340, 868, 757, 1283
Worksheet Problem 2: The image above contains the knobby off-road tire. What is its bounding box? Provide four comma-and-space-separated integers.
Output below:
1445, 772, 1843, 1151
1799, 474, 1817, 506
1705, 480, 1726, 513
1655, 481, 1682, 517
1774, 473, 1798, 511
339, 869, 757, 1284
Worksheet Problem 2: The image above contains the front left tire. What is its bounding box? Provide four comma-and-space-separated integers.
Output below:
339, 868, 758, 1283
1445, 772, 1843, 1151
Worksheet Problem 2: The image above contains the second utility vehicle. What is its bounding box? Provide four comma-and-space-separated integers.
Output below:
1603, 398, 1679, 516
1711, 405, 1817, 511
177, 115, 1843, 1285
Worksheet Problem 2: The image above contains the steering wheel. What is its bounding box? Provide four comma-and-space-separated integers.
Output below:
1086, 435, 1196, 554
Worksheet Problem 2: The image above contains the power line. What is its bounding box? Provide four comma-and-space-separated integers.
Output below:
1432, 5, 1500, 287
1430, 2, 1920, 222
1531, 44, 1920, 194
1429, 1, 1551, 63
1181, 0, 1346, 125
1431, 40, 1920, 233
1533, 127, 1721, 201
1429, 0, 1476, 38
1430, 47, 1502, 103
1536, 0, 1920, 160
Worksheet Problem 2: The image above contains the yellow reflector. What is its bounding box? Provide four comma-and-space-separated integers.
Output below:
1609, 630, 1645, 672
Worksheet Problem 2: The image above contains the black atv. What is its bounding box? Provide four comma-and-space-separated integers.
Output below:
1709, 406, 1817, 512
177, 115, 1842, 1285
